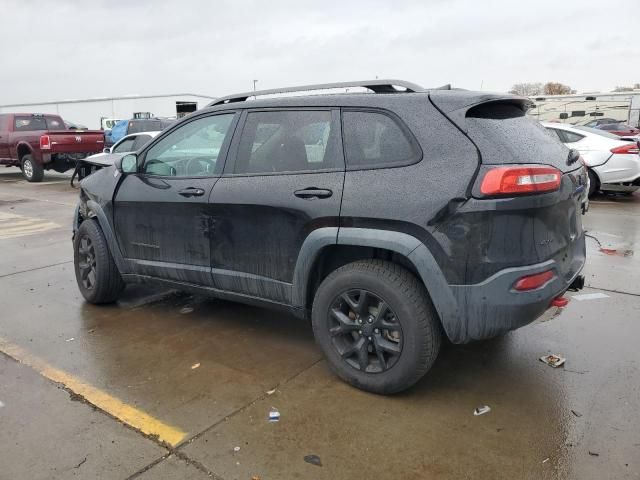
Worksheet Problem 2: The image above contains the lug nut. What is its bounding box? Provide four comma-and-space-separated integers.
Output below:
374, 328, 379, 334
358, 318, 363, 324
367, 316, 374, 323
368, 336, 372, 341
358, 330, 362, 335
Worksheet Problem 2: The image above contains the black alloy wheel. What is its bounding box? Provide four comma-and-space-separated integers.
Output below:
328, 289, 403, 373
77, 235, 97, 290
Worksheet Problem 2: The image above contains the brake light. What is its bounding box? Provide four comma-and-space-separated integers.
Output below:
40, 135, 51, 150
480, 166, 562, 196
513, 270, 554, 291
610, 143, 639, 154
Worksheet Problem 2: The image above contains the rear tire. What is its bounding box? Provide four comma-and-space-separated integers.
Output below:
21, 154, 44, 182
588, 169, 599, 198
73, 220, 125, 304
311, 260, 441, 394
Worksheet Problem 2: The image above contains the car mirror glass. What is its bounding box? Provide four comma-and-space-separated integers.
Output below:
119, 154, 138, 173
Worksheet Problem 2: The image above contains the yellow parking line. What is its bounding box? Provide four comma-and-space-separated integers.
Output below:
0, 337, 187, 447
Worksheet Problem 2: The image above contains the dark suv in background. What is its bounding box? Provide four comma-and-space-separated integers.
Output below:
72, 80, 586, 394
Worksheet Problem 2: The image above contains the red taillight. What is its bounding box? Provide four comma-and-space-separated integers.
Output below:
40, 135, 51, 150
480, 166, 562, 196
513, 270, 554, 291
610, 143, 639, 155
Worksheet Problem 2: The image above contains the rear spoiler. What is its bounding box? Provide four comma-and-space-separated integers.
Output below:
428, 91, 532, 127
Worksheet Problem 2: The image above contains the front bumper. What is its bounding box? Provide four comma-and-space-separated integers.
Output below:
447, 233, 586, 343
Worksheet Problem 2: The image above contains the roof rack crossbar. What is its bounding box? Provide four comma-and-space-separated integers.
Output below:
208, 79, 425, 106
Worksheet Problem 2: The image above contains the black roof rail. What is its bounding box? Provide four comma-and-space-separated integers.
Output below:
208, 79, 425, 106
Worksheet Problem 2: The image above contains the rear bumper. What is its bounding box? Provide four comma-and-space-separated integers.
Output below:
446, 233, 586, 343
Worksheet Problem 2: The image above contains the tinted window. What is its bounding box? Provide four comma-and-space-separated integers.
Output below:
143, 114, 234, 177
14, 116, 66, 131
234, 110, 337, 174
131, 134, 152, 150
342, 110, 418, 169
545, 127, 564, 141
112, 137, 136, 153
560, 130, 584, 143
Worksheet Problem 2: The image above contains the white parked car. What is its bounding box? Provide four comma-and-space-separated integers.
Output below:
543, 122, 640, 196
71, 131, 161, 186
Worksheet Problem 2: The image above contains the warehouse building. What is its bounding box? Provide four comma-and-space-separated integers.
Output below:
0, 93, 215, 130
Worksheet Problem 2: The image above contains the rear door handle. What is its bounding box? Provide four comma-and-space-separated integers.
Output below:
178, 187, 205, 197
294, 188, 333, 199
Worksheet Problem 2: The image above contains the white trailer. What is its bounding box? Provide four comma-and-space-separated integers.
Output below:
528, 91, 640, 127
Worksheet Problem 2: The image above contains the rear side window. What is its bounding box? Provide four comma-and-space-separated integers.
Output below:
234, 110, 338, 174
559, 130, 584, 143
342, 110, 420, 169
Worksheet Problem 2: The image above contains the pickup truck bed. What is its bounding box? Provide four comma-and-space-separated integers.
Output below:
0, 113, 104, 182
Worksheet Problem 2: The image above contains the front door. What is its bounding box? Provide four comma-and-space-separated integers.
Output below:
209, 109, 344, 304
113, 112, 238, 285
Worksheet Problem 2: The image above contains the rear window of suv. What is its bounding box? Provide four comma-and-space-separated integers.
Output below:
342, 110, 420, 170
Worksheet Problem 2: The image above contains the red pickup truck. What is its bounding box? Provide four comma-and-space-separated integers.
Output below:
0, 113, 104, 182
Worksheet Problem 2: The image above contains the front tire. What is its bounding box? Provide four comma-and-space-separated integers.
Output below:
21, 154, 44, 182
312, 260, 441, 394
73, 220, 125, 304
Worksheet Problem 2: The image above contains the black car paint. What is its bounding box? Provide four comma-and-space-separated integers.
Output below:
75, 90, 586, 343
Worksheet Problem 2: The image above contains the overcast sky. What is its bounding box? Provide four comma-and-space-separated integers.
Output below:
0, 0, 636, 104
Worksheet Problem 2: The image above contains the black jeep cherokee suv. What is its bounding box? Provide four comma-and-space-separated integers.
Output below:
73, 80, 586, 394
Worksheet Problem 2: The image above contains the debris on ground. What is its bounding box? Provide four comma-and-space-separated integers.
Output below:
571, 409, 583, 417
233, 446, 241, 452
540, 354, 566, 368
87, 328, 95, 334
304, 454, 322, 467
180, 306, 194, 314
542, 458, 549, 464
588, 451, 599, 457
65, 337, 75, 342
473, 405, 491, 416
191, 363, 200, 370
73, 457, 87, 469
268, 408, 280, 422
251, 476, 261, 480
0, 400, 5, 408
266, 388, 277, 395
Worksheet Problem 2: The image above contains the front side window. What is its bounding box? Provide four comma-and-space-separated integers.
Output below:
143, 114, 234, 177
112, 137, 136, 153
234, 110, 337, 174
132, 134, 152, 150
342, 110, 419, 169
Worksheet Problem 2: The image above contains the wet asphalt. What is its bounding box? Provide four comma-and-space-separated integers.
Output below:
0, 167, 638, 480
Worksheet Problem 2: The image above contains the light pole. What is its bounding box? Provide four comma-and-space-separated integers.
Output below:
253, 79, 258, 92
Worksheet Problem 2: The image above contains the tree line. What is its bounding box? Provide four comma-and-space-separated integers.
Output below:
509, 82, 640, 96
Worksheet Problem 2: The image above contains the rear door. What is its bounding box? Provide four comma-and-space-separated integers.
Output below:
113, 112, 238, 285
208, 108, 344, 304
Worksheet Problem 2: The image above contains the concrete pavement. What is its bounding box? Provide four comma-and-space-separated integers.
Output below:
1, 167, 638, 479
